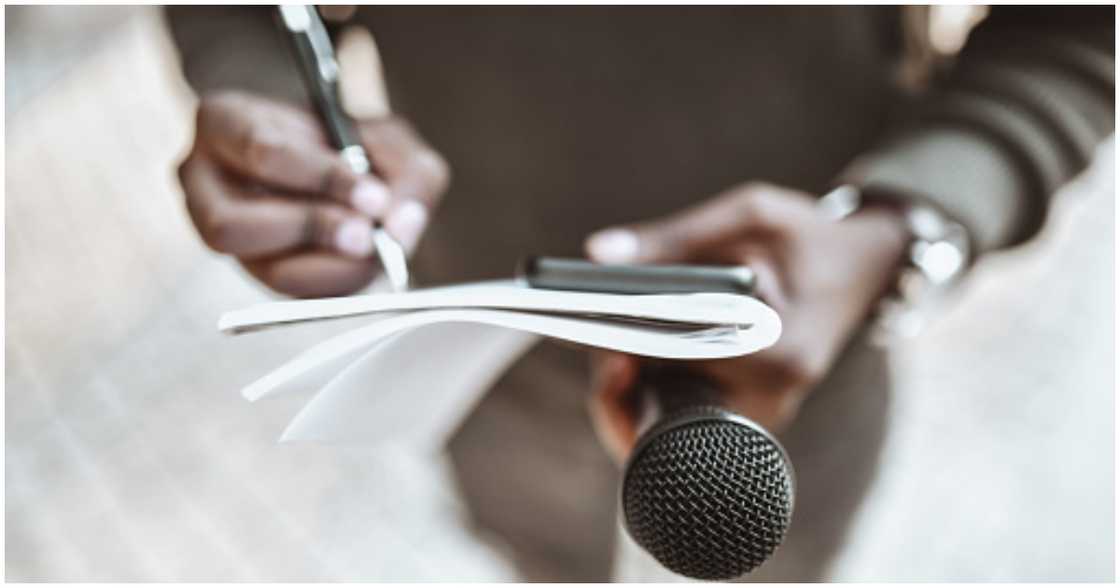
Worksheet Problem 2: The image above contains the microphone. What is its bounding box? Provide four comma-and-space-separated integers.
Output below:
621, 363, 796, 580
514, 256, 792, 577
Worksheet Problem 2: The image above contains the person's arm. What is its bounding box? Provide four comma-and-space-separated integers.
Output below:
839, 5, 1115, 253
586, 6, 1114, 458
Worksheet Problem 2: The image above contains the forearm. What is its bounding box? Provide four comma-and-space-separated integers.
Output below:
839, 6, 1114, 254
163, 6, 307, 105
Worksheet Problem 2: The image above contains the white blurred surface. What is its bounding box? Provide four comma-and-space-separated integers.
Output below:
825, 141, 1115, 581
5, 6, 1115, 582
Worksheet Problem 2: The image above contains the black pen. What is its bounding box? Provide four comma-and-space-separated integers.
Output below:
277, 4, 409, 291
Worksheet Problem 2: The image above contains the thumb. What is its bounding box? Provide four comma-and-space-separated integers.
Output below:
584, 218, 700, 265
337, 24, 391, 119
584, 185, 782, 264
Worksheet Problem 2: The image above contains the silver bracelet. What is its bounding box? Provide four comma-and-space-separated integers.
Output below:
819, 185, 972, 342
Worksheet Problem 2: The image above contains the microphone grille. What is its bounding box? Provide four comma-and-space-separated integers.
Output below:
621, 409, 794, 580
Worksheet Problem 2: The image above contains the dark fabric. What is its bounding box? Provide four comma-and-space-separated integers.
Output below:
841, 6, 1114, 251
163, 6, 1114, 581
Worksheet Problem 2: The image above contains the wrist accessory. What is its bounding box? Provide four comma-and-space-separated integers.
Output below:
818, 184, 973, 342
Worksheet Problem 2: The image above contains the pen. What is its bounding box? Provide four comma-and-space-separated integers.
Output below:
276, 4, 410, 292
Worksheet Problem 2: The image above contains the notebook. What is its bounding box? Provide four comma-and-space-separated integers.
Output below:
219, 279, 781, 449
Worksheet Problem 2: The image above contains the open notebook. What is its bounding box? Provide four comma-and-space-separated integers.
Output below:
219, 279, 781, 450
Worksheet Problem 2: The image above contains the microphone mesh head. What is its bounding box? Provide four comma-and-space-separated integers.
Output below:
621, 411, 794, 580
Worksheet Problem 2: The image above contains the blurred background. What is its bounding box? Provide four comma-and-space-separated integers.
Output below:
4, 5, 1115, 581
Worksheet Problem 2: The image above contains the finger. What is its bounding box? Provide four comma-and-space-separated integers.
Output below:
697, 354, 811, 434
241, 251, 378, 298
181, 154, 376, 259
584, 182, 808, 264
358, 117, 450, 250
587, 351, 642, 465
212, 195, 375, 260
359, 116, 449, 207
719, 245, 790, 311
337, 24, 391, 119
197, 92, 392, 217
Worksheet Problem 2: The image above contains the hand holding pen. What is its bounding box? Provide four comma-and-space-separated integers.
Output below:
177, 9, 448, 298
278, 4, 426, 291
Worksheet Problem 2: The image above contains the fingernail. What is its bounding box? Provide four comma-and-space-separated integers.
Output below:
335, 218, 375, 258
351, 178, 390, 217
385, 200, 428, 251
587, 228, 639, 263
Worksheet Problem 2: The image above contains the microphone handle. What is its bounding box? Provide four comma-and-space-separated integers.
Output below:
633, 362, 724, 438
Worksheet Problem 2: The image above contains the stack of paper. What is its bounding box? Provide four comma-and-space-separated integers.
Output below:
219, 280, 781, 450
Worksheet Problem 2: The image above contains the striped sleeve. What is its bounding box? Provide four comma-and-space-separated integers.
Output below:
840, 6, 1114, 252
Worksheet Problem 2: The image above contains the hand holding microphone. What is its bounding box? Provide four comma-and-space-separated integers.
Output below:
584, 182, 910, 578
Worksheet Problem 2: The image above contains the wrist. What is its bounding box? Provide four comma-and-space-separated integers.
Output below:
853, 201, 911, 253
845, 203, 912, 300
820, 184, 974, 340
819, 184, 910, 286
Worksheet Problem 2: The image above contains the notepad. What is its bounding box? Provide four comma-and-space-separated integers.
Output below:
219, 279, 781, 448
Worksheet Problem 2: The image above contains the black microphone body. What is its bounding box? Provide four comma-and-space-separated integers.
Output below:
621, 364, 796, 580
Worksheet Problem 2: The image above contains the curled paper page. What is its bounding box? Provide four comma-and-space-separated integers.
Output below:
279, 323, 540, 450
